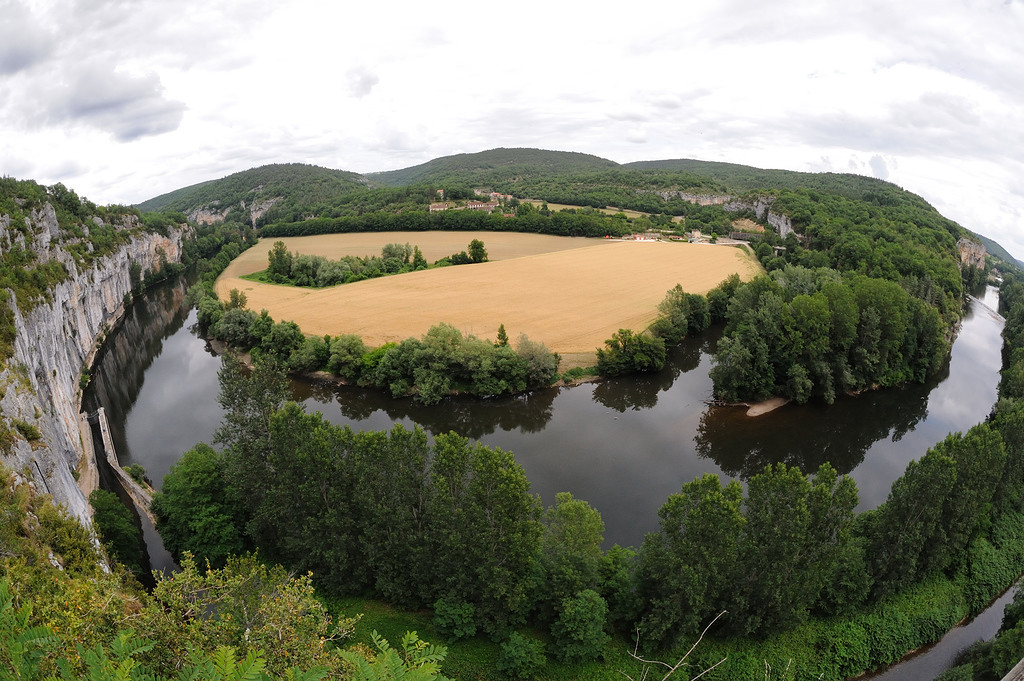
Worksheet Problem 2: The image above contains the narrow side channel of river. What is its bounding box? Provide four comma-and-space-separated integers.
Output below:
84, 281, 1008, 680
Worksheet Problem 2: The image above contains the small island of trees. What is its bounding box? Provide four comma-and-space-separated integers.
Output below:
247, 238, 488, 288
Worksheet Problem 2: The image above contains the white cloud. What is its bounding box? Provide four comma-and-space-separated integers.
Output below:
40, 63, 185, 141
0, 1, 53, 75
346, 66, 380, 98
0, 0, 1022, 261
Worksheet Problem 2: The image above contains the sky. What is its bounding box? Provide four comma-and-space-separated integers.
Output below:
2, 0, 1023, 260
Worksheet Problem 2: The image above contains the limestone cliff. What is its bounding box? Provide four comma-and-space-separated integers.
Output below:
640, 189, 795, 237
0, 201, 187, 525
187, 196, 279, 226
957, 237, 986, 269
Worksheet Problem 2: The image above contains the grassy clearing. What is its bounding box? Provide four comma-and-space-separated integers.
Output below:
215, 232, 762, 365
523, 200, 684, 223
323, 596, 641, 681
731, 218, 765, 233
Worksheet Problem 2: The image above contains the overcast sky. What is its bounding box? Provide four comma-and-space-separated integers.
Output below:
2, 0, 1022, 260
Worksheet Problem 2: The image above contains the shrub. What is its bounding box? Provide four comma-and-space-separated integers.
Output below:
432, 597, 477, 641
550, 589, 609, 663
497, 631, 545, 680
124, 464, 146, 485
329, 334, 368, 381
13, 419, 41, 441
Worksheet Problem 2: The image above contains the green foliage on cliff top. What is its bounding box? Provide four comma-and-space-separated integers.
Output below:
367, 147, 621, 186
0, 176, 189, 364
135, 163, 367, 222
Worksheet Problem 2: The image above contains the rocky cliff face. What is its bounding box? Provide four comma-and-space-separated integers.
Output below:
640, 190, 795, 237
957, 237, 986, 269
0, 203, 187, 525
187, 196, 279, 226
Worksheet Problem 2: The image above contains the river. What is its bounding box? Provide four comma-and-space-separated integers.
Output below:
83, 280, 1010, 678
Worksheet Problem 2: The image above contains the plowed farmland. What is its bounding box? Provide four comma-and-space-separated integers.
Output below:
215, 231, 762, 367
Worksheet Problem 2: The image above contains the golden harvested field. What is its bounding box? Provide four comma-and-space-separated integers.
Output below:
215, 232, 762, 367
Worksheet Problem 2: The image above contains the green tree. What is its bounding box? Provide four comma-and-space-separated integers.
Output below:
260, 320, 304, 362
88, 490, 144, 575
934, 425, 1006, 570
866, 449, 957, 599
428, 433, 542, 636
412, 246, 428, 270
515, 334, 559, 389
215, 355, 289, 541
226, 288, 247, 310
150, 444, 244, 567
731, 463, 858, 636
328, 334, 368, 382
257, 404, 363, 593
636, 474, 743, 647
468, 239, 488, 263
550, 589, 610, 663
350, 425, 433, 606
289, 335, 330, 372
596, 329, 666, 376
539, 492, 606, 618
991, 401, 1024, 514
495, 323, 509, 347
267, 241, 292, 282
213, 307, 259, 348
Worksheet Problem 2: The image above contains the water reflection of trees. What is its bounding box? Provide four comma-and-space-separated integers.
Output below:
592, 331, 714, 412
389, 390, 559, 439
290, 379, 560, 439
694, 366, 943, 479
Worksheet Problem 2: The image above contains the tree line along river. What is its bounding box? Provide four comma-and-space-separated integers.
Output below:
83, 278, 1010, 680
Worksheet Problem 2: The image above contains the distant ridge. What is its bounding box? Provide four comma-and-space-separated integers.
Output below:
131, 148, 1019, 269
623, 158, 926, 204
367, 147, 619, 186
136, 163, 365, 217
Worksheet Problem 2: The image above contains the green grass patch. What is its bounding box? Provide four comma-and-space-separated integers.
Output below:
240, 269, 282, 285
12, 419, 41, 441
322, 596, 641, 681
559, 366, 599, 382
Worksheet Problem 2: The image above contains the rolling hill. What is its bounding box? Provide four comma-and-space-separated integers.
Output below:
136, 163, 367, 223
135, 148, 1019, 271
365, 147, 620, 186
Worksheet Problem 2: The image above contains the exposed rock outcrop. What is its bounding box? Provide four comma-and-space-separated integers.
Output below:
187, 196, 280, 226
188, 206, 230, 225
640, 189, 795, 237
957, 237, 986, 269
0, 205, 187, 525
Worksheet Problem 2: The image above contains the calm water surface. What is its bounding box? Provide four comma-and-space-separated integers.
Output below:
84, 281, 1009, 680
87, 284, 1004, 548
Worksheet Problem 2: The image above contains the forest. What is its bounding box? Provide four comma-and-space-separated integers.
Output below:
144, 306, 1024, 679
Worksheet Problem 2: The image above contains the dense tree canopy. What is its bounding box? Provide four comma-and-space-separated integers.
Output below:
710, 266, 950, 404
